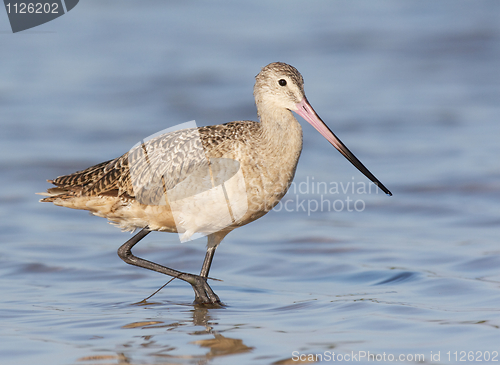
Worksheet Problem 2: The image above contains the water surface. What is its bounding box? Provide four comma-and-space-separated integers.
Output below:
1, 1, 499, 364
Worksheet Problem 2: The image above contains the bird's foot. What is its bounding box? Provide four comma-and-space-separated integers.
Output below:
180, 273, 222, 306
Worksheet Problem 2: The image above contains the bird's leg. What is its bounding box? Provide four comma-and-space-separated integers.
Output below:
200, 246, 216, 278
117, 228, 221, 305
191, 232, 229, 304
118, 228, 184, 280
188, 245, 221, 304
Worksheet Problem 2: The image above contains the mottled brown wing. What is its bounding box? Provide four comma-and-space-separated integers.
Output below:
44, 127, 213, 203
118, 127, 210, 204
50, 159, 113, 188
43, 122, 257, 203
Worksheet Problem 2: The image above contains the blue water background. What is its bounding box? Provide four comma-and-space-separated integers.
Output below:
1, 1, 499, 364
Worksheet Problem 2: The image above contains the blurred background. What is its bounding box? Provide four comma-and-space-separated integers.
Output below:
1, 1, 499, 364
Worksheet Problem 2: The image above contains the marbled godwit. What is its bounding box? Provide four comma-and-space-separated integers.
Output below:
40, 62, 391, 305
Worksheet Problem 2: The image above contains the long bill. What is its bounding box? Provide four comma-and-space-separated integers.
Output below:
294, 98, 392, 196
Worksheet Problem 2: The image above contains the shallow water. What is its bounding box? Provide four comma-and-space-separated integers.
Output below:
1, 1, 500, 364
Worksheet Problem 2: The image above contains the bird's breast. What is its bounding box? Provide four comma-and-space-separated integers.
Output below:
227, 136, 302, 224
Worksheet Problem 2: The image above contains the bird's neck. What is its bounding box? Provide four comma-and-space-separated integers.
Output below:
257, 105, 303, 157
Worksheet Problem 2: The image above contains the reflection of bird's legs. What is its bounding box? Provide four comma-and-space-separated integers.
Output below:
117, 228, 224, 305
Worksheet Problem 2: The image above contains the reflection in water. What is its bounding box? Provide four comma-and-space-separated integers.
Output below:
191, 333, 253, 359
187, 306, 254, 361
78, 305, 253, 365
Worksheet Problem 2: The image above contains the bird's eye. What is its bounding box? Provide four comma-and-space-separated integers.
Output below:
278, 79, 287, 86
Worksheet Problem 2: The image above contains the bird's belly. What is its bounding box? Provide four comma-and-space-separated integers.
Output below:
51, 195, 177, 233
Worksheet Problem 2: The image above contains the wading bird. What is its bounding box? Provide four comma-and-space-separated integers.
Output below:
40, 62, 391, 305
